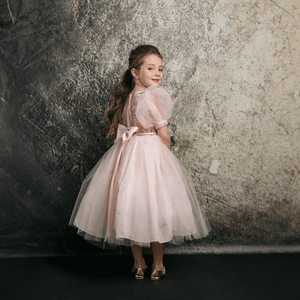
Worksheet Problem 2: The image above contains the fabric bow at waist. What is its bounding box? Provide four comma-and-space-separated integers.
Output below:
114, 124, 139, 144
108, 124, 156, 237
107, 124, 138, 238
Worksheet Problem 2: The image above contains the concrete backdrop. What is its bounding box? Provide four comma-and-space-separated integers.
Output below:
0, 0, 299, 255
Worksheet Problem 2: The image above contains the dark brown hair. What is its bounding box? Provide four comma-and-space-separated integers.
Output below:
103, 45, 163, 139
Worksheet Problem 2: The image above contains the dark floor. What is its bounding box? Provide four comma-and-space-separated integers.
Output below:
0, 253, 299, 300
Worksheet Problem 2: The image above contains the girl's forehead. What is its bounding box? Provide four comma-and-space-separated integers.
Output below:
142, 54, 163, 65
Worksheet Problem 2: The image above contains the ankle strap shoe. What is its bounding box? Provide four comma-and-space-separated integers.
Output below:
132, 265, 148, 280
150, 266, 166, 280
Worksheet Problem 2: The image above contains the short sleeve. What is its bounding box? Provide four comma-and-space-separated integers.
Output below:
136, 86, 173, 129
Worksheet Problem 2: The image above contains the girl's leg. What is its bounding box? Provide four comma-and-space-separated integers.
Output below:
151, 242, 164, 269
131, 244, 147, 268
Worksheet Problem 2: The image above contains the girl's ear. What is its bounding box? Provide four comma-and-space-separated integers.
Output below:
131, 68, 139, 79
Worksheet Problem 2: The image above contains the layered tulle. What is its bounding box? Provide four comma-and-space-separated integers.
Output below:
69, 133, 211, 249
69, 86, 211, 249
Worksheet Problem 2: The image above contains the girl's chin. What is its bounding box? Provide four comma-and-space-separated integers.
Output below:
147, 82, 160, 87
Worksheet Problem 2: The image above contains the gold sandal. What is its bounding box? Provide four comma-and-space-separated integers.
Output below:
150, 266, 166, 280
132, 265, 148, 280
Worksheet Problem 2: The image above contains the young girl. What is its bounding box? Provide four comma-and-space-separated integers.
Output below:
69, 45, 211, 280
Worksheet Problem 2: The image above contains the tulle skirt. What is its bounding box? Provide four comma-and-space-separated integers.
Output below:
69, 133, 211, 248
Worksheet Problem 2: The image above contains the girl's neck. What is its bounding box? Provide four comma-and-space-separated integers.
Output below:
132, 87, 146, 94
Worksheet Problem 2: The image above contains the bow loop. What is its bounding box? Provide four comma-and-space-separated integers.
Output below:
114, 124, 139, 144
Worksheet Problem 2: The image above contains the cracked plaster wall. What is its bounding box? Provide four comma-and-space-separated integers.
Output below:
0, 0, 299, 254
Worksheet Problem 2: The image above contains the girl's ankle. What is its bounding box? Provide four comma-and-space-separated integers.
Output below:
151, 264, 164, 270
134, 261, 147, 268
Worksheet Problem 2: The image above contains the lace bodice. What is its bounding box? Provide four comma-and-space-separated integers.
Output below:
122, 90, 157, 134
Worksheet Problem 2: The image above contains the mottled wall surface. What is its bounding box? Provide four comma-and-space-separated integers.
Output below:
0, 0, 299, 254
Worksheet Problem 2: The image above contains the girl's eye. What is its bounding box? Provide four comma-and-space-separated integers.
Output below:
148, 68, 163, 71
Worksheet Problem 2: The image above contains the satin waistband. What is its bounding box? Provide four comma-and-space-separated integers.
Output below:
133, 132, 156, 136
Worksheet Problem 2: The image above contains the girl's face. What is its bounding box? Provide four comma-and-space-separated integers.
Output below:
131, 54, 163, 90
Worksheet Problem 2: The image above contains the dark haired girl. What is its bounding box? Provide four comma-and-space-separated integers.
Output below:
69, 45, 211, 280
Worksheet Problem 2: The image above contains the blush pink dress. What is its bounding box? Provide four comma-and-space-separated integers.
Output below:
69, 86, 211, 248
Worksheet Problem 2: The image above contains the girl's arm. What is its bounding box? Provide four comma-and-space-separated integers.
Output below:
157, 125, 171, 149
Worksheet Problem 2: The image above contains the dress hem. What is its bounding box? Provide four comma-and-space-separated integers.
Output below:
70, 222, 210, 248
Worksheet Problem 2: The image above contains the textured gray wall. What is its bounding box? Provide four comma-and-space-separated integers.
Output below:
0, 0, 299, 255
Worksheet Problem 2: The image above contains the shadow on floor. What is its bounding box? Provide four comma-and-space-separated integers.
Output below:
1, 254, 299, 300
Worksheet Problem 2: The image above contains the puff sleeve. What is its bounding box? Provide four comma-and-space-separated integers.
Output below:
136, 86, 173, 129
